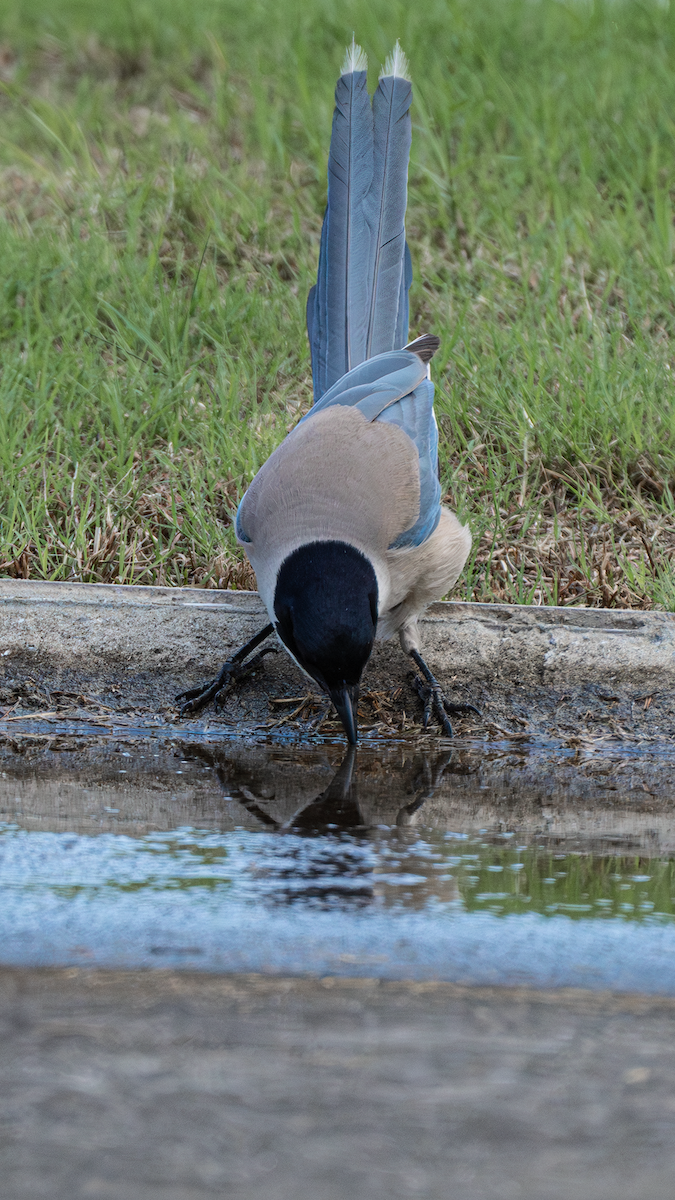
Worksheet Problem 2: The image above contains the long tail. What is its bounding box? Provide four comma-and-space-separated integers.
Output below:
365, 43, 412, 360
307, 41, 413, 401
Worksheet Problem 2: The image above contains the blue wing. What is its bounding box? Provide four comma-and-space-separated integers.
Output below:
301, 345, 441, 548
301, 347, 426, 424
378, 379, 441, 547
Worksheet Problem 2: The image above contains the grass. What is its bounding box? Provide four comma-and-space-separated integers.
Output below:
0, 0, 674, 607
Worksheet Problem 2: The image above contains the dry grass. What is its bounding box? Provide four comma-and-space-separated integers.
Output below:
0, 453, 257, 590
460, 465, 675, 610
0, 447, 673, 612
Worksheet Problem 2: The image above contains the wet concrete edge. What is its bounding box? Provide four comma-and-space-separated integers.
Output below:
5, 965, 675, 1014
1, 579, 675, 740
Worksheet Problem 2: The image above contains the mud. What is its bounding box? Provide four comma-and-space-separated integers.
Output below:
3, 582, 675, 1196
1, 579, 675, 741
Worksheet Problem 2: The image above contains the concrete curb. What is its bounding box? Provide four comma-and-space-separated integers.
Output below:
4, 966, 675, 1200
0, 579, 674, 737
0, 577, 673, 685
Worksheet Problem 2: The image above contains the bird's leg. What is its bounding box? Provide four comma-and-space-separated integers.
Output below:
396, 750, 454, 825
409, 648, 480, 737
176, 622, 276, 717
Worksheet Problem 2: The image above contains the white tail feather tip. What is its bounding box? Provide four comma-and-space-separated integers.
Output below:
341, 38, 368, 75
381, 40, 410, 81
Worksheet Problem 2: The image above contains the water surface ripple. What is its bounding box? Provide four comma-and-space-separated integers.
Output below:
2, 736, 675, 991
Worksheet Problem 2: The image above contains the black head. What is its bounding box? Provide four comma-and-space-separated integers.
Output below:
273, 541, 378, 744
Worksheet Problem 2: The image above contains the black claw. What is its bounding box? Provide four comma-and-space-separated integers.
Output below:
176, 667, 231, 716
178, 686, 218, 718
443, 699, 481, 718
408, 648, 480, 737
212, 685, 230, 713
173, 623, 276, 720
436, 707, 454, 738
175, 684, 212, 704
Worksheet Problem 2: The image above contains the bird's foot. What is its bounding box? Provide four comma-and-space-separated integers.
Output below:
396, 750, 454, 825
175, 623, 276, 718
409, 649, 480, 737
411, 675, 478, 736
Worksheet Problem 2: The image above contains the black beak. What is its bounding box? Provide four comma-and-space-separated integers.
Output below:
329, 683, 359, 745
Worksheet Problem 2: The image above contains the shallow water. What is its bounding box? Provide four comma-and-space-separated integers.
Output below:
2, 733, 675, 991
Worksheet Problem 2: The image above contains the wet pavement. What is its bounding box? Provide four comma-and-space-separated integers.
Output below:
2, 730, 675, 991
2, 728, 675, 1196
4, 968, 675, 1200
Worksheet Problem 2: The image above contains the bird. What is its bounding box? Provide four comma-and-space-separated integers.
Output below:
177, 39, 476, 744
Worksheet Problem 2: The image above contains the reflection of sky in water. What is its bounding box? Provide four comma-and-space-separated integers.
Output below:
4, 821, 675, 992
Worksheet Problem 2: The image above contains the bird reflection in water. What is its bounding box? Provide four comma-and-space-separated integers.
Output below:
224, 746, 370, 910
183, 744, 454, 911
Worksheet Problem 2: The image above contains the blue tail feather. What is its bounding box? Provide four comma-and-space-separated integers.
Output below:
311, 66, 373, 400
365, 74, 412, 359
394, 241, 413, 350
